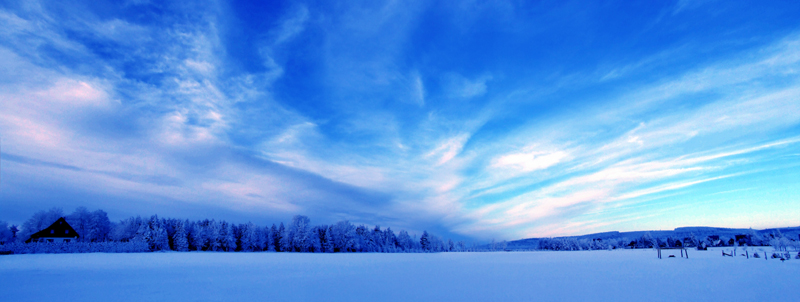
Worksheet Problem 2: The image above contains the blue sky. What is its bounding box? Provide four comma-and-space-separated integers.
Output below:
1, 0, 800, 240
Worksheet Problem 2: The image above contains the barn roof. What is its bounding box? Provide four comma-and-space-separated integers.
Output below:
26, 217, 80, 243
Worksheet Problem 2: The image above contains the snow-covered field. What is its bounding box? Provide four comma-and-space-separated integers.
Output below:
1, 248, 797, 301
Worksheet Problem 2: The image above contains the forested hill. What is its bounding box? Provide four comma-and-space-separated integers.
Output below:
504, 226, 800, 251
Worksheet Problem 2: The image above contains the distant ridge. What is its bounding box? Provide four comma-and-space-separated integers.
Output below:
505, 226, 800, 250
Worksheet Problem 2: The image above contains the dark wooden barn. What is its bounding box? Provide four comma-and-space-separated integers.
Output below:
26, 217, 80, 243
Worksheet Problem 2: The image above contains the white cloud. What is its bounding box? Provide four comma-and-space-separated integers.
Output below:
4, 2, 800, 241
493, 149, 568, 172
411, 71, 425, 106
445, 35, 800, 239
425, 134, 471, 166
443, 73, 492, 99
273, 6, 309, 46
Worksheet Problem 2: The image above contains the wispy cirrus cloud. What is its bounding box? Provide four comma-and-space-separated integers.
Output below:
447, 34, 800, 238
2, 0, 800, 241
0, 1, 395, 226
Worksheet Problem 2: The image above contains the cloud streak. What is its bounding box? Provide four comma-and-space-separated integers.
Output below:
2, 1, 800, 241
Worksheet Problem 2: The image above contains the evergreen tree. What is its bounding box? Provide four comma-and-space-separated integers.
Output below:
136, 215, 168, 251
271, 224, 280, 252
457, 241, 466, 252
278, 222, 291, 252
290, 215, 310, 252
111, 216, 142, 242
324, 226, 334, 252
183, 220, 195, 250
151, 216, 169, 251
239, 223, 254, 252
263, 226, 273, 252
173, 221, 189, 252
10, 224, 19, 240
0, 221, 12, 244
420, 231, 430, 251
749, 228, 764, 246
207, 220, 221, 251
89, 210, 111, 242
397, 230, 411, 252
372, 226, 383, 252
255, 226, 267, 251
221, 221, 236, 252
308, 227, 322, 252
384, 227, 397, 252
192, 220, 207, 251
355, 225, 369, 252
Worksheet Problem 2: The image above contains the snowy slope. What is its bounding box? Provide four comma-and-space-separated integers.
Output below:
1, 248, 797, 301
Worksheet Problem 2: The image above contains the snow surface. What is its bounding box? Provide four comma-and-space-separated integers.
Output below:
1, 248, 797, 301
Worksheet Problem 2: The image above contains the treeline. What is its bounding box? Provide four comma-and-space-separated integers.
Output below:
0, 207, 477, 254
536, 230, 799, 251
537, 232, 679, 250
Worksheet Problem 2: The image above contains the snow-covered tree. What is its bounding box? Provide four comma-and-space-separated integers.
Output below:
207, 220, 221, 251
420, 231, 430, 251
220, 221, 236, 252
111, 216, 141, 242
457, 240, 466, 252
639, 232, 655, 248
240, 222, 263, 252
90, 210, 111, 242
331, 221, 356, 252
8, 209, 470, 255
383, 227, 397, 252
323, 225, 334, 252
134, 215, 167, 251
280, 222, 294, 252
271, 224, 280, 252
290, 215, 310, 252
9, 224, 19, 241
192, 220, 207, 251
371, 226, 383, 252
18, 207, 64, 242
355, 225, 369, 252
749, 229, 764, 246
66, 207, 92, 242
308, 226, 322, 252
262, 226, 272, 252
65, 207, 111, 242
0, 221, 13, 244
276, 223, 285, 252
397, 230, 412, 252
173, 221, 189, 252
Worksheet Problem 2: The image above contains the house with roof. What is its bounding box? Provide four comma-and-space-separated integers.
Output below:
25, 217, 80, 243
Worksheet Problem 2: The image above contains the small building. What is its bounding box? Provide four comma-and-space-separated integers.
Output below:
735, 234, 749, 246
26, 217, 80, 243
707, 235, 721, 246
